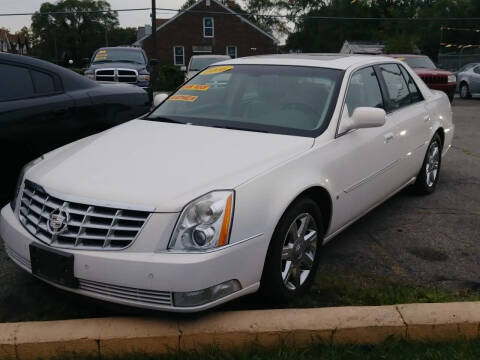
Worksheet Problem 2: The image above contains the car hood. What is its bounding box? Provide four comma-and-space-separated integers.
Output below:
87, 62, 147, 72
28, 120, 314, 212
413, 68, 452, 76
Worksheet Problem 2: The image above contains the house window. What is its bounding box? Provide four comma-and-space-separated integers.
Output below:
226, 45, 237, 58
173, 46, 185, 65
2, 41, 7, 52
203, 18, 214, 38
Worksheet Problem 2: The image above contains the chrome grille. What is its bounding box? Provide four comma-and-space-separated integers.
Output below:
18, 180, 150, 250
78, 279, 173, 306
95, 68, 138, 83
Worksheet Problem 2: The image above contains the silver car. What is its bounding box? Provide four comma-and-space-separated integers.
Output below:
457, 63, 480, 99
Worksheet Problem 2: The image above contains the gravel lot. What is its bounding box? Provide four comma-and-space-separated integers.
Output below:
1, 98, 479, 321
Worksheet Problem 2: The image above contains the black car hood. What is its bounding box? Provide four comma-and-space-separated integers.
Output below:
87, 62, 147, 71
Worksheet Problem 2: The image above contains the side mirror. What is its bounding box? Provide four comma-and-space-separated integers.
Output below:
153, 93, 168, 107
344, 107, 386, 132
149, 59, 159, 66
82, 58, 90, 65
180, 66, 187, 72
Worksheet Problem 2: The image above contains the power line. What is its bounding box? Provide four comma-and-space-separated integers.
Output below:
2, 6, 480, 22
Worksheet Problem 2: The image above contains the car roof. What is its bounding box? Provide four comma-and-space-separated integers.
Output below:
215, 53, 398, 70
191, 55, 231, 58
98, 46, 143, 51
0, 53, 96, 90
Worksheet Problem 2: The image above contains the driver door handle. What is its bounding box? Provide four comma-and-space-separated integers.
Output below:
384, 132, 394, 143
424, 115, 431, 122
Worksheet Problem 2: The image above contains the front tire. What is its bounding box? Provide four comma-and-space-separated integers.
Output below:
413, 133, 443, 195
260, 197, 324, 302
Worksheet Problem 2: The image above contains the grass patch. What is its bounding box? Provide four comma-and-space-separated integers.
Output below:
49, 340, 480, 360
288, 273, 480, 308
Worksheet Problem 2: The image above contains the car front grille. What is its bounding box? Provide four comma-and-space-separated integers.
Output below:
420, 75, 447, 84
78, 279, 173, 306
95, 68, 137, 83
18, 180, 151, 250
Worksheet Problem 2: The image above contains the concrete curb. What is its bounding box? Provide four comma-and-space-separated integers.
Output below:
2, 302, 480, 359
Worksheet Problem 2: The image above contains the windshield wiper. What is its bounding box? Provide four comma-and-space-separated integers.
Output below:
145, 116, 186, 124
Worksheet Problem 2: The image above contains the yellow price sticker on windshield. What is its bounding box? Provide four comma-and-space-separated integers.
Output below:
396, 57, 405, 61
200, 66, 233, 75
168, 95, 198, 102
181, 84, 210, 91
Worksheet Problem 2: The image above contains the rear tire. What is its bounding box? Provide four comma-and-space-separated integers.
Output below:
413, 133, 443, 195
260, 197, 324, 303
460, 82, 471, 99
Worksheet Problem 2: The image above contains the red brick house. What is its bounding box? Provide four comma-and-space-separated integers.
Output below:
134, 0, 278, 66
0, 30, 29, 55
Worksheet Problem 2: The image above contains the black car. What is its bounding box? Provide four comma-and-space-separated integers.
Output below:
0, 53, 151, 205
83, 47, 155, 102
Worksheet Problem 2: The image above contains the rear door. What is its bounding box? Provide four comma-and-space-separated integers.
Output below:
376, 63, 430, 179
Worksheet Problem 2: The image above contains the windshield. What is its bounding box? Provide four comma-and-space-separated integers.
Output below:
148, 64, 343, 137
458, 63, 476, 72
92, 49, 146, 64
189, 57, 231, 71
400, 57, 437, 70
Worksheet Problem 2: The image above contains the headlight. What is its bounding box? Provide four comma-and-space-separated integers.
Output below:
84, 73, 95, 80
169, 191, 234, 251
448, 75, 456, 83
137, 74, 150, 82
10, 156, 44, 211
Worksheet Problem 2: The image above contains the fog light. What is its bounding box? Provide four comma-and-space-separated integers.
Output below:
173, 279, 241, 307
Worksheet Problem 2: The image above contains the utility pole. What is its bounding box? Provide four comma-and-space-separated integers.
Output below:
151, 0, 157, 58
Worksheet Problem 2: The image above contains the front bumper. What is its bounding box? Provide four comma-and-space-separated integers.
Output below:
427, 83, 456, 96
0, 205, 262, 312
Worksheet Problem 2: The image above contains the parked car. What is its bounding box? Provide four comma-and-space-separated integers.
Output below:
1, 54, 453, 312
83, 47, 157, 102
184, 55, 231, 80
456, 63, 480, 99
0, 53, 150, 206
388, 54, 456, 102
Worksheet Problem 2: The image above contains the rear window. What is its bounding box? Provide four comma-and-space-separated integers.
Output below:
31, 70, 56, 94
0, 63, 34, 101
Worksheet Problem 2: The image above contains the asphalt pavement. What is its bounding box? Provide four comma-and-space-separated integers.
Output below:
0, 98, 479, 322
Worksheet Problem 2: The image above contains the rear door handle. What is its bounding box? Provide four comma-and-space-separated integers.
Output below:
384, 132, 394, 143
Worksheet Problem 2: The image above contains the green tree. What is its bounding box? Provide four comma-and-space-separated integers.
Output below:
31, 0, 119, 64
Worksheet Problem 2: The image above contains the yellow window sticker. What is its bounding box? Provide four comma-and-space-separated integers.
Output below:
181, 84, 211, 91
200, 66, 233, 75
396, 57, 405, 61
168, 95, 198, 102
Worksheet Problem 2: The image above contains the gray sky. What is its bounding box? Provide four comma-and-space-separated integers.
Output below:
0, 0, 185, 32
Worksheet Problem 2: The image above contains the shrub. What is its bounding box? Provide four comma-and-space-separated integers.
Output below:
151, 65, 185, 92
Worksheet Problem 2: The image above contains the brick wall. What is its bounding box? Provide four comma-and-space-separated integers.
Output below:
142, 0, 277, 65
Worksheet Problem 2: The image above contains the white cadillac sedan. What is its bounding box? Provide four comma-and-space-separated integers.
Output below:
0, 54, 453, 312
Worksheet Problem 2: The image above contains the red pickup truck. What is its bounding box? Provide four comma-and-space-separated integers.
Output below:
388, 54, 456, 102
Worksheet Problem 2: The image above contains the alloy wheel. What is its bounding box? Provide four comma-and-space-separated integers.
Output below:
281, 213, 318, 291
425, 141, 440, 187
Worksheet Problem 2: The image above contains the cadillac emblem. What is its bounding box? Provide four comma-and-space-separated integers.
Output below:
47, 208, 69, 235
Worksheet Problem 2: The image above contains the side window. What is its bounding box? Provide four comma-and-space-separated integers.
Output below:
378, 63, 410, 110
399, 65, 424, 104
345, 66, 384, 117
203, 18, 214, 37
31, 70, 56, 95
0, 63, 34, 101
474, 66, 480, 75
